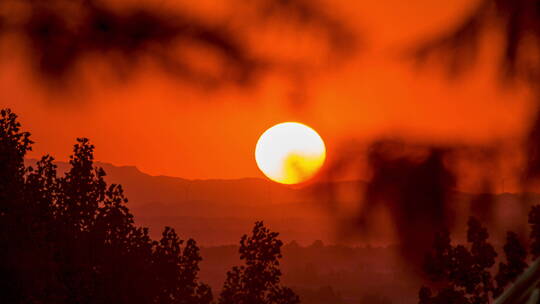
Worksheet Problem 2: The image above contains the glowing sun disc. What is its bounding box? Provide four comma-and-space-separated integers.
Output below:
255, 122, 326, 184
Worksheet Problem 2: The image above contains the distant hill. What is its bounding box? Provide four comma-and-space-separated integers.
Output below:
25, 159, 342, 244
24, 159, 539, 246
26, 159, 317, 214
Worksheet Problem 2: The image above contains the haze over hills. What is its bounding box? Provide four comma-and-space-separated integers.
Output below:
25, 158, 341, 245
25, 159, 538, 246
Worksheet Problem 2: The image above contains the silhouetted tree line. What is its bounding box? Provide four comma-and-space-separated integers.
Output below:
0, 108, 298, 304
417, 212, 540, 304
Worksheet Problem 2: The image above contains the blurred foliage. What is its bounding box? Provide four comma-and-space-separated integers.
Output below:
0, 0, 356, 88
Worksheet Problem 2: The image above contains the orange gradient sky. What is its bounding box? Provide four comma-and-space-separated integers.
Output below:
0, 0, 534, 180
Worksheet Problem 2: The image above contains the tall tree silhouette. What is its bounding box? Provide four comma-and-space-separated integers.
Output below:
0, 109, 58, 302
0, 109, 60, 302
0, 108, 214, 304
219, 221, 300, 304
54, 139, 105, 302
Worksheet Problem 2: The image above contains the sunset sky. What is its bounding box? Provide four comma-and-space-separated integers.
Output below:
5, 2, 540, 303
0, 0, 534, 181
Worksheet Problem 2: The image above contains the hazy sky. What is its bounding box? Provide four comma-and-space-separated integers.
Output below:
0, 0, 533, 180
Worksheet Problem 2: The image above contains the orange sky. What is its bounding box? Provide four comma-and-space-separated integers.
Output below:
0, 0, 534, 180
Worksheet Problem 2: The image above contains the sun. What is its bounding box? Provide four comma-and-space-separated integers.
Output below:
255, 122, 326, 185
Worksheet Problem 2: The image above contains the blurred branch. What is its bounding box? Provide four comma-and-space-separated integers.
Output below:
411, 0, 540, 83
0, 0, 358, 89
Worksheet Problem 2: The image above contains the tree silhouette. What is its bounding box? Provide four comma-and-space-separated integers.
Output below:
493, 232, 528, 297
0, 108, 53, 303
152, 227, 213, 304
467, 217, 497, 303
0, 108, 214, 304
219, 221, 300, 304
418, 204, 540, 303
420, 217, 497, 304
528, 204, 540, 259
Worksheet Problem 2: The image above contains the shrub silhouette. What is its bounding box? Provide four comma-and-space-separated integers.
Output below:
0, 108, 211, 304
219, 221, 300, 304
